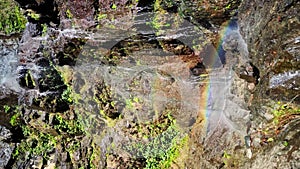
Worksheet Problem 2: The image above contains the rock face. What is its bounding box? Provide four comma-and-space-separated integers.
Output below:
239, 0, 300, 104
238, 0, 300, 168
0, 0, 299, 168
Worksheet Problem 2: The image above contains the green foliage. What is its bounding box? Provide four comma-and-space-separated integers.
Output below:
13, 130, 57, 160
223, 151, 231, 159
125, 121, 187, 169
97, 13, 107, 21
125, 96, 140, 110
272, 102, 300, 124
53, 114, 85, 135
225, 3, 232, 9
3, 105, 10, 113
111, 4, 117, 10
26, 9, 40, 20
12, 110, 86, 161
0, 0, 27, 34
61, 87, 73, 103
25, 70, 36, 88
9, 113, 20, 126
222, 150, 231, 167
66, 9, 73, 19
5, 106, 21, 126
282, 140, 288, 147
41, 23, 47, 36
145, 133, 187, 169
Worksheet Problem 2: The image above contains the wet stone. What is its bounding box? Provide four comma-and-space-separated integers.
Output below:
0, 126, 14, 168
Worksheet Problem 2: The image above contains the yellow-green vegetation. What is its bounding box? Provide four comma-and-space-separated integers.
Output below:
125, 96, 140, 111
97, 13, 107, 21
26, 9, 40, 20
10, 113, 20, 126
66, 9, 73, 19
111, 4, 117, 10
94, 81, 121, 123
56, 65, 75, 104
222, 150, 244, 168
222, 150, 231, 167
125, 115, 187, 169
3, 105, 11, 113
272, 101, 300, 125
41, 23, 47, 36
261, 101, 300, 142
149, 0, 169, 35
25, 70, 36, 88
144, 136, 188, 169
7, 103, 86, 162
88, 142, 101, 169
0, 0, 27, 34
12, 111, 86, 161
4, 105, 21, 127
13, 131, 57, 159
53, 113, 85, 135
61, 87, 73, 103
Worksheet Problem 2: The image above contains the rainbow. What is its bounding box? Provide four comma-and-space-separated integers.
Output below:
199, 18, 238, 135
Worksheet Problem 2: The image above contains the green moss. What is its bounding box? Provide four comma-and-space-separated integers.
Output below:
88, 143, 101, 169
258, 102, 300, 145
282, 140, 288, 147
12, 109, 86, 162
0, 0, 27, 34
222, 149, 244, 168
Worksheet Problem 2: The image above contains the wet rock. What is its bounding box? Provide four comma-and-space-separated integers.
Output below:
15, 0, 59, 25
0, 126, 14, 168
239, 1, 300, 166
154, 0, 241, 29
0, 125, 12, 142
239, 0, 300, 104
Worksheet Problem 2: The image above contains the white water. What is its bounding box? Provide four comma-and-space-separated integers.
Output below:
205, 25, 251, 139
0, 39, 23, 94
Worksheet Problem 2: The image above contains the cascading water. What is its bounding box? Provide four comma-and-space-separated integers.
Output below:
0, 39, 22, 95
204, 19, 251, 142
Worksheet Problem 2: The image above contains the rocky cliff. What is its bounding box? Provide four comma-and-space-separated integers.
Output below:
0, 0, 299, 168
